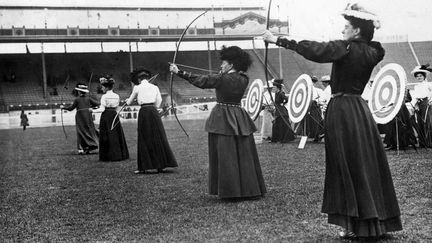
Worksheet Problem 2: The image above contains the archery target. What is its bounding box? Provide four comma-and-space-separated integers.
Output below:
244, 79, 264, 120
288, 74, 313, 123
369, 63, 406, 124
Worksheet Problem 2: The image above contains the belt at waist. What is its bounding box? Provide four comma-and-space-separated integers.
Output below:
140, 103, 154, 106
105, 107, 116, 110
217, 102, 241, 107
331, 92, 361, 98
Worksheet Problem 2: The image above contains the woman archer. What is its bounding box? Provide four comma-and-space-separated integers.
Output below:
170, 45, 266, 200
61, 83, 99, 155
264, 2, 402, 239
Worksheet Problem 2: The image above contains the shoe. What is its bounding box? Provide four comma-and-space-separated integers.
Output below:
338, 231, 356, 239
134, 170, 145, 174
78, 150, 84, 155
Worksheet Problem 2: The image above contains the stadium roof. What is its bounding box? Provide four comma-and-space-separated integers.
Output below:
0, 0, 263, 9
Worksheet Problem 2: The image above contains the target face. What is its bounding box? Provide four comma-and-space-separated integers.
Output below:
287, 74, 313, 123
244, 79, 264, 120
369, 63, 406, 124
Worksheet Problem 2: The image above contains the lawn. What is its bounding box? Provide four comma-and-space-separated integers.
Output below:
0, 119, 431, 242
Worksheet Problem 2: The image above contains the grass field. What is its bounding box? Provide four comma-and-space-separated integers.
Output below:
0, 119, 431, 242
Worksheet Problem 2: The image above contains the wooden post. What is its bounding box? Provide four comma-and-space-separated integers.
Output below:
207, 41, 212, 74
129, 42, 134, 72
41, 43, 47, 98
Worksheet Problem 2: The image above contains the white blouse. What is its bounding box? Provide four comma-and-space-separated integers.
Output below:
126, 80, 162, 107
93, 90, 120, 112
410, 80, 432, 100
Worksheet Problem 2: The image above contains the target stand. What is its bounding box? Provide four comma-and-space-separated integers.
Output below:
287, 74, 313, 149
369, 63, 407, 155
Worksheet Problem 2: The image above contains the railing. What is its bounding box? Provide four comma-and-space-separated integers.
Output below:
0, 102, 216, 130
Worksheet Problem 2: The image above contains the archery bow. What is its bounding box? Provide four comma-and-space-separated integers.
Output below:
87, 71, 93, 91
110, 102, 127, 131
263, 0, 293, 130
169, 10, 208, 138
60, 74, 70, 139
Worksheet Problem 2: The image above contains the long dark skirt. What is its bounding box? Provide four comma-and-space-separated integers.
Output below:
415, 99, 432, 147
383, 103, 417, 150
99, 109, 129, 161
75, 110, 98, 151
208, 133, 266, 199
271, 116, 295, 143
137, 105, 177, 171
322, 96, 402, 237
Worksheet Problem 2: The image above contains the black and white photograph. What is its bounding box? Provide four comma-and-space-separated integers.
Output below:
0, 0, 430, 241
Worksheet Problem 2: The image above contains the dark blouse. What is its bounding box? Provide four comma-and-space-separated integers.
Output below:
177, 70, 256, 135
178, 71, 248, 104
274, 91, 289, 118
276, 38, 385, 94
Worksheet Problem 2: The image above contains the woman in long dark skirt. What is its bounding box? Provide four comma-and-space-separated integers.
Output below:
170, 46, 266, 199
409, 64, 432, 148
62, 83, 99, 155
264, 3, 402, 239
271, 79, 295, 143
126, 68, 177, 174
93, 76, 129, 161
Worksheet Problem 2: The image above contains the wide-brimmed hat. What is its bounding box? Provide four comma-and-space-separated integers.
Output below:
411, 64, 431, 76
321, 75, 331, 82
74, 83, 89, 93
341, 2, 381, 29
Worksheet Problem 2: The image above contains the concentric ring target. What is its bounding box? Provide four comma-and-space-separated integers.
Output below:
288, 74, 313, 123
369, 63, 406, 124
244, 79, 264, 120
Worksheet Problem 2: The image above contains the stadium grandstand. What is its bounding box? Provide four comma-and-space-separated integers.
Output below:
0, 3, 430, 129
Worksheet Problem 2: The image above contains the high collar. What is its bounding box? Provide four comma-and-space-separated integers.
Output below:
350, 37, 368, 44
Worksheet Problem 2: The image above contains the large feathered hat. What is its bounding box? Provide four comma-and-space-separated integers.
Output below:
272, 79, 284, 88
99, 74, 115, 86
129, 67, 152, 85
341, 2, 381, 29
411, 64, 432, 76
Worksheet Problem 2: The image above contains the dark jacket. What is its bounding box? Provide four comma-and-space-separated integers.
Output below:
276, 38, 385, 94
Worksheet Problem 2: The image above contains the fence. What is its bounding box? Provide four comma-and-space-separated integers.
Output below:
0, 102, 216, 130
